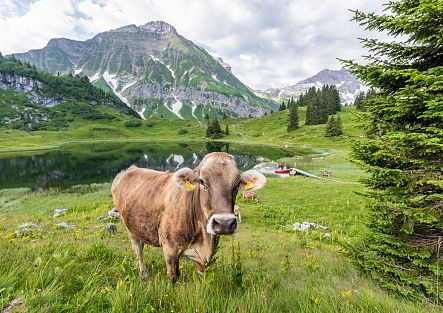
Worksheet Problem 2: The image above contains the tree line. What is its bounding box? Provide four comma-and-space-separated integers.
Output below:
281, 84, 343, 136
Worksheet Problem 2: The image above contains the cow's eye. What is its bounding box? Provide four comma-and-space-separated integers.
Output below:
199, 179, 205, 186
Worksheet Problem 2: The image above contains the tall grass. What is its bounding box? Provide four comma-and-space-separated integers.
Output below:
0, 183, 440, 312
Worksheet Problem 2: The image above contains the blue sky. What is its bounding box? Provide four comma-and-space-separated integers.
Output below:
0, 0, 386, 89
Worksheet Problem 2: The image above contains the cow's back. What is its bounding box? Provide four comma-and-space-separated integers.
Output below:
112, 166, 172, 246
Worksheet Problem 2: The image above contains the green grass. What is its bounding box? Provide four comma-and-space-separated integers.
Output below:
1, 106, 440, 311
92, 77, 113, 94
1, 181, 440, 312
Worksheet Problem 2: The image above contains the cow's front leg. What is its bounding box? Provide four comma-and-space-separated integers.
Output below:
162, 245, 180, 283
131, 238, 148, 281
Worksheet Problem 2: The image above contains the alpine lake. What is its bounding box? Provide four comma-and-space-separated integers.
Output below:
0, 141, 313, 190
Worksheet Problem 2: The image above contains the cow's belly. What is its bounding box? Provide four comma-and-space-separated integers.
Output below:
122, 210, 162, 247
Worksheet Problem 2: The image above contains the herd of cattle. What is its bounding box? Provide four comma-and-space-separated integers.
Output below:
112, 152, 266, 282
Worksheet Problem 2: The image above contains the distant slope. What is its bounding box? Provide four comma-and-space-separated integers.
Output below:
255, 68, 368, 104
0, 55, 142, 130
14, 21, 277, 119
0, 55, 139, 117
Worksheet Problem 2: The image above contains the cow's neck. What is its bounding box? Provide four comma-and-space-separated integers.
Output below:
180, 187, 208, 244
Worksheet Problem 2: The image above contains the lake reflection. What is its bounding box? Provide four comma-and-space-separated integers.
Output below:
0, 141, 294, 189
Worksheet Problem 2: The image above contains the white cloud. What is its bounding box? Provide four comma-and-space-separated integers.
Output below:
0, 0, 387, 89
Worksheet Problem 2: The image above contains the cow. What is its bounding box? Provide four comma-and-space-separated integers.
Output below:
111, 152, 266, 282
242, 190, 259, 203
320, 170, 332, 177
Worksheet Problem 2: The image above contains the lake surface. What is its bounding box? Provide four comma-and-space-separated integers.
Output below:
0, 141, 296, 190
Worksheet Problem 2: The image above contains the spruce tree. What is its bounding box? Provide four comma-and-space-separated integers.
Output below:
225, 124, 229, 135
354, 91, 366, 111
325, 116, 336, 137
336, 115, 342, 135
287, 98, 299, 131
343, 0, 443, 299
279, 101, 286, 111
330, 85, 341, 112
206, 118, 223, 139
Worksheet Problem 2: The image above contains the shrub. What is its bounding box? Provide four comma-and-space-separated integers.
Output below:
123, 119, 142, 127
177, 128, 189, 135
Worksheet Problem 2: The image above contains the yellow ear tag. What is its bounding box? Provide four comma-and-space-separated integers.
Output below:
244, 181, 254, 190
185, 180, 195, 190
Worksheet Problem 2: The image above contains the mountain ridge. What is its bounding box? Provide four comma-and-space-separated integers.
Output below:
14, 21, 277, 119
255, 68, 368, 104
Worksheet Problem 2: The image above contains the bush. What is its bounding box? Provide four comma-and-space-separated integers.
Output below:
123, 119, 142, 127
177, 128, 189, 135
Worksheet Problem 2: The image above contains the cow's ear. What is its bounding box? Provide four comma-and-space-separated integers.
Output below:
240, 170, 266, 191
172, 168, 199, 191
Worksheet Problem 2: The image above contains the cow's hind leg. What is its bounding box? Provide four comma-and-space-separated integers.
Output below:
131, 238, 148, 281
162, 245, 180, 283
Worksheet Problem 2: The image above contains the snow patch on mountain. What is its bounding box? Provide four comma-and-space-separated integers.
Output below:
190, 100, 198, 120
138, 107, 146, 119
121, 80, 137, 93
103, 71, 128, 104
74, 65, 84, 75
89, 72, 100, 82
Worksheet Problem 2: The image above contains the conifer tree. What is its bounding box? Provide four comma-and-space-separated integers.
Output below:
343, 0, 443, 299
325, 116, 336, 137
225, 124, 229, 135
206, 118, 223, 139
354, 91, 366, 111
287, 98, 299, 131
330, 85, 341, 112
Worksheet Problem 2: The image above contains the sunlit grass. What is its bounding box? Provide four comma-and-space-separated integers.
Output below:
0, 181, 440, 312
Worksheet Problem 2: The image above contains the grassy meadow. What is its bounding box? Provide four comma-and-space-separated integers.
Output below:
1, 107, 440, 312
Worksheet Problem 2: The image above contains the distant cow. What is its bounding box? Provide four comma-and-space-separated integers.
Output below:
111, 152, 266, 282
320, 170, 332, 177
242, 190, 259, 203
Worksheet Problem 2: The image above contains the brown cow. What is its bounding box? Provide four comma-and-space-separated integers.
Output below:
242, 190, 259, 203
111, 152, 266, 282
320, 170, 332, 177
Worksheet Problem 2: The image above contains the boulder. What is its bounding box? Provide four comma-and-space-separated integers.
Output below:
53, 208, 68, 218
97, 208, 120, 220
57, 222, 76, 229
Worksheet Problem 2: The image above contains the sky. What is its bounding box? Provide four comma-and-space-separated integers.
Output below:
0, 0, 386, 90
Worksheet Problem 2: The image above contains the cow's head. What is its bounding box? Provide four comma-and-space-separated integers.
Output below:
172, 152, 266, 235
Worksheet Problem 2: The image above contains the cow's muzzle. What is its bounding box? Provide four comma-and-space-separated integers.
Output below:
206, 214, 238, 235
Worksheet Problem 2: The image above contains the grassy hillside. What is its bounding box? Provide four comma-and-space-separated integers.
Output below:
0, 106, 358, 153
0, 56, 138, 117
0, 180, 439, 312
2, 106, 442, 311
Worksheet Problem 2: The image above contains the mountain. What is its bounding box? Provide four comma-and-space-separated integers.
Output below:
14, 21, 276, 119
255, 68, 368, 104
0, 55, 139, 130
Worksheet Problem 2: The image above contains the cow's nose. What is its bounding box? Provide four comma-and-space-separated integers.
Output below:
208, 214, 238, 235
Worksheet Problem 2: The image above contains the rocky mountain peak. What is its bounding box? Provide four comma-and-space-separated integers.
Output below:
139, 21, 177, 34
255, 68, 368, 104
110, 24, 140, 33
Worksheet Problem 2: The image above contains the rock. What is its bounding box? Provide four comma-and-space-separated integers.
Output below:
53, 208, 68, 218
97, 208, 120, 220
57, 222, 76, 229
289, 222, 328, 231
107, 223, 117, 233
18, 222, 41, 229
323, 232, 331, 238
15, 228, 30, 235
2, 296, 26, 313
